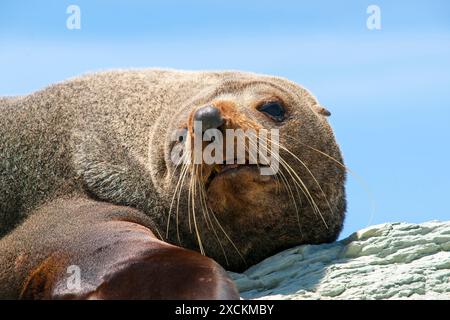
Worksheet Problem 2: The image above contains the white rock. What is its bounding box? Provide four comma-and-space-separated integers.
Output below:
229, 221, 450, 300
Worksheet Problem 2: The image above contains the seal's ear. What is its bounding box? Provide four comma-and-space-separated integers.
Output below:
315, 105, 331, 117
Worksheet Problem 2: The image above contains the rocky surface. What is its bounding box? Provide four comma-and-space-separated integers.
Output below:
229, 221, 450, 299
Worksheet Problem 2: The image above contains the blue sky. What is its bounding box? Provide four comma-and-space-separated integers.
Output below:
1, 0, 449, 238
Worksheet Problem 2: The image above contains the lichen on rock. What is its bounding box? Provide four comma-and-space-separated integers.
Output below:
229, 221, 450, 299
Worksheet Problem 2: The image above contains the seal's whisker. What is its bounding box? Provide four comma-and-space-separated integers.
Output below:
187, 159, 195, 234
250, 137, 303, 232
197, 163, 213, 231
278, 166, 303, 233
280, 144, 334, 218
269, 139, 335, 220
246, 134, 278, 188
166, 151, 189, 239
196, 173, 213, 232
210, 209, 247, 266
169, 158, 190, 242
197, 178, 230, 266
246, 136, 285, 193
282, 134, 345, 167
175, 160, 190, 243
279, 155, 328, 229
260, 136, 320, 218
167, 142, 191, 229
283, 134, 376, 225
284, 134, 365, 189
247, 138, 302, 232
263, 137, 328, 229
274, 161, 305, 231
167, 144, 185, 181
196, 167, 245, 265
191, 165, 205, 255
171, 141, 194, 243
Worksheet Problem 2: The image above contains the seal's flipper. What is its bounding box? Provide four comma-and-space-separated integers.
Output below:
0, 197, 239, 300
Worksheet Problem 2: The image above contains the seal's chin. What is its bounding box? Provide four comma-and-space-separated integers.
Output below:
205, 165, 279, 217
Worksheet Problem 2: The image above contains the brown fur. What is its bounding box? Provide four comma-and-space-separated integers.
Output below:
0, 196, 237, 299
0, 69, 346, 276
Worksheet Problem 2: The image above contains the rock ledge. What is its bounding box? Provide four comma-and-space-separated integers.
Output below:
230, 221, 450, 299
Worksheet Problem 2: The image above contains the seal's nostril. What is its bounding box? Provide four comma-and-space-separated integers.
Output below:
193, 105, 224, 131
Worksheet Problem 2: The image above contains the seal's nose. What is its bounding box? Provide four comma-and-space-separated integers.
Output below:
193, 105, 224, 131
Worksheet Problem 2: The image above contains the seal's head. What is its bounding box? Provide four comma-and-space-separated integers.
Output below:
161, 73, 346, 271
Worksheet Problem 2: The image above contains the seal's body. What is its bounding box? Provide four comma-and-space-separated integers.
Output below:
0, 70, 346, 299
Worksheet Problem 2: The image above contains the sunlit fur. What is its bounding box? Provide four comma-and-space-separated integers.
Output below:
0, 69, 346, 272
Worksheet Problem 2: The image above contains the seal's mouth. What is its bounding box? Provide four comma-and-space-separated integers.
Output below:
205, 162, 272, 189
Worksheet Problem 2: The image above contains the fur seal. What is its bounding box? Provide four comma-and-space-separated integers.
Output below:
0, 69, 346, 299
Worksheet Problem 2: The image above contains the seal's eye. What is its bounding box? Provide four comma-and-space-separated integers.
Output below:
257, 101, 285, 122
